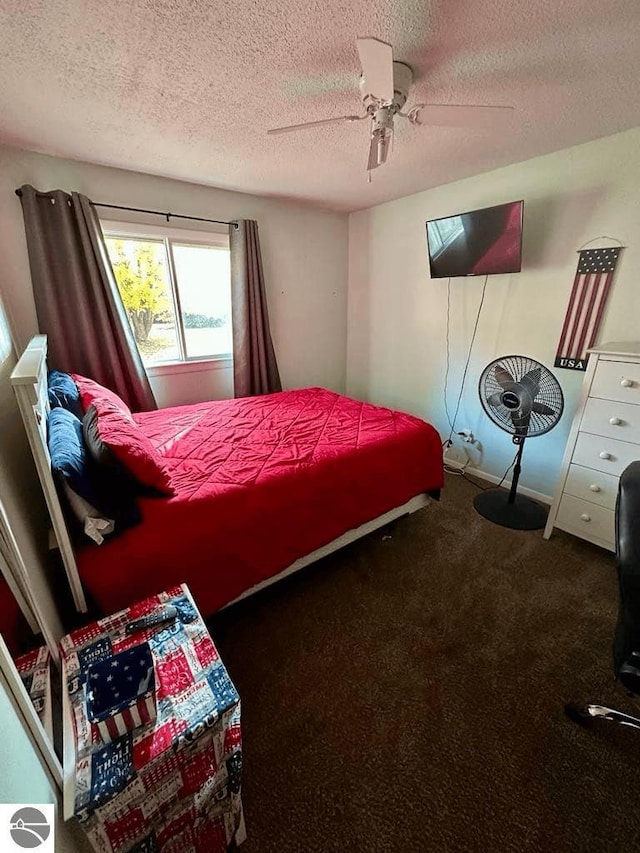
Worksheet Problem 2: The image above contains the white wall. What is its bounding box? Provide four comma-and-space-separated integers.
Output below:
0, 144, 349, 405
347, 127, 640, 499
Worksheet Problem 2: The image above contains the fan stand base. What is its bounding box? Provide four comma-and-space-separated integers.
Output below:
473, 488, 548, 530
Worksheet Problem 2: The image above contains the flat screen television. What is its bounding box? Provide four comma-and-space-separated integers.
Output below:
426, 200, 523, 278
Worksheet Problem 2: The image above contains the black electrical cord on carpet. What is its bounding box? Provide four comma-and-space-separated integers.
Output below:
460, 449, 519, 491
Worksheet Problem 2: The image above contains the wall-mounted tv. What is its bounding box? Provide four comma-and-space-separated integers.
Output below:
426, 200, 524, 278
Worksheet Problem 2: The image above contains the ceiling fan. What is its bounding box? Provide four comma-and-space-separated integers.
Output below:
267, 38, 515, 173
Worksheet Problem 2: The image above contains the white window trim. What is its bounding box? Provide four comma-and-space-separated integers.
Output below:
101, 219, 229, 245
101, 219, 232, 370
146, 357, 232, 377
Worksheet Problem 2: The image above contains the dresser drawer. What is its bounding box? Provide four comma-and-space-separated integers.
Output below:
591, 359, 640, 405
556, 494, 615, 549
572, 431, 640, 477
581, 397, 640, 445
564, 464, 619, 511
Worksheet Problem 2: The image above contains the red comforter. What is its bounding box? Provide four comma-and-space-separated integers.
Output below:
77, 388, 443, 616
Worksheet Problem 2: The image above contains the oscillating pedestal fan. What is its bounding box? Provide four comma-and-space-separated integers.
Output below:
474, 355, 564, 530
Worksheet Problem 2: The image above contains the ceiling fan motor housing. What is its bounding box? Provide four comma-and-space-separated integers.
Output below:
359, 61, 413, 112
371, 106, 392, 132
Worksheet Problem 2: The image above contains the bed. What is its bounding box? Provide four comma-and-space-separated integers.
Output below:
11, 336, 444, 617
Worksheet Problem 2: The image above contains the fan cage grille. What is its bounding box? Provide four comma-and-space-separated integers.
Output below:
479, 355, 564, 437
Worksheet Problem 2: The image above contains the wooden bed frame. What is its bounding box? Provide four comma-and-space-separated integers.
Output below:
11, 335, 435, 616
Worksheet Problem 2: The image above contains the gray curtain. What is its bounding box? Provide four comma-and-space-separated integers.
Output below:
230, 220, 282, 397
19, 185, 156, 412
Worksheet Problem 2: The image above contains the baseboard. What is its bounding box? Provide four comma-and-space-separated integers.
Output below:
444, 458, 553, 506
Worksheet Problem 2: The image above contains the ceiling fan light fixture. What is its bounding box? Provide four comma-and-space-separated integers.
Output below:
376, 128, 391, 165
367, 125, 392, 170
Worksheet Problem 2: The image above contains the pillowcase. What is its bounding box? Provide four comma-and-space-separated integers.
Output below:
48, 370, 83, 419
48, 407, 94, 498
83, 399, 173, 496
71, 374, 132, 417
47, 407, 141, 543
59, 481, 115, 545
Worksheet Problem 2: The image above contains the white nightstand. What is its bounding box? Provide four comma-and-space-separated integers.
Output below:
544, 342, 640, 551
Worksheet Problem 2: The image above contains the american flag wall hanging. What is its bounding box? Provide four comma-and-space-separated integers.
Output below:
554, 246, 622, 371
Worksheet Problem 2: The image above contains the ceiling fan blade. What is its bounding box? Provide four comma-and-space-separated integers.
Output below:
494, 365, 515, 388
532, 401, 556, 416
267, 115, 365, 135
520, 367, 542, 399
366, 127, 392, 171
409, 104, 515, 128
357, 37, 394, 102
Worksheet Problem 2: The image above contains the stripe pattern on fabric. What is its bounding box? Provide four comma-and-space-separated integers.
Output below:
554, 247, 621, 371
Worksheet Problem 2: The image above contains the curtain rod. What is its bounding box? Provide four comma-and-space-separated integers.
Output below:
14, 188, 238, 228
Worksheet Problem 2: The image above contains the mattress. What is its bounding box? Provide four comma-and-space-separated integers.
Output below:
77, 388, 443, 616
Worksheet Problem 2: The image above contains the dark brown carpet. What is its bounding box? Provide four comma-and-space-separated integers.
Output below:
210, 474, 640, 852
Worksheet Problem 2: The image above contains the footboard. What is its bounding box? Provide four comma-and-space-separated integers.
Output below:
10, 335, 87, 612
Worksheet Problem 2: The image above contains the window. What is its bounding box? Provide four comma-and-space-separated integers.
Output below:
102, 221, 231, 367
427, 216, 465, 257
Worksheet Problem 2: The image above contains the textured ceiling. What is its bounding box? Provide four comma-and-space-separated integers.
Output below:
1, 0, 639, 211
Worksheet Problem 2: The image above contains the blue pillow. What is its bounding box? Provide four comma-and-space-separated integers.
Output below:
47, 408, 141, 539
48, 407, 95, 500
48, 370, 83, 419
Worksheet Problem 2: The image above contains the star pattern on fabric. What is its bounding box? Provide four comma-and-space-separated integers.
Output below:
578, 248, 621, 274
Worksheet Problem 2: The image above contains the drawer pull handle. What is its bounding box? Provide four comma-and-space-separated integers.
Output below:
621, 378, 634, 388
599, 451, 611, 460
589, 484, 601, 492
609, 417, 622, 426
580, 513, 591, 522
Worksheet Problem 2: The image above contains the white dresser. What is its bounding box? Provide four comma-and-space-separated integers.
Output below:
544, 342, 640, 551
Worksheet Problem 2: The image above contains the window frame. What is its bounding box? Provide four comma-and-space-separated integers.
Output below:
101, 219, 232, 372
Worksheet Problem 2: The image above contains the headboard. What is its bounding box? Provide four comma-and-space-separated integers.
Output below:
10, 335, 87, 612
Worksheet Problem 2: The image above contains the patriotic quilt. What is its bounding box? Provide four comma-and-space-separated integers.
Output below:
15, 645, 52, 732
60, 584, 243, 853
